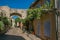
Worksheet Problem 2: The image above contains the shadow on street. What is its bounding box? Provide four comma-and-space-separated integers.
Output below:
0, 34, 26, 40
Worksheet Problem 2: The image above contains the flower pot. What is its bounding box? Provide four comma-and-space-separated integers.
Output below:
32, 32, 35, 35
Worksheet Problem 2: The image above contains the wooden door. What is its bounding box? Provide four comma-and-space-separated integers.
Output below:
36, 20, 41, 37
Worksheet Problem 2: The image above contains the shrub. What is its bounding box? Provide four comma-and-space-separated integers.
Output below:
0, 21, 4, 31
2, 17, 10, 25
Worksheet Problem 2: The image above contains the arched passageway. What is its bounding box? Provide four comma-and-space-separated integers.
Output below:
10, 13, 23, 29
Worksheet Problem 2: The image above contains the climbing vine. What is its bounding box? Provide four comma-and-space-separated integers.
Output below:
27, 1, 54, 21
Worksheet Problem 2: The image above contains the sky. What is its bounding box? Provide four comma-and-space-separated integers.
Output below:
12, 16, 19, 19
0, 0, 35, 9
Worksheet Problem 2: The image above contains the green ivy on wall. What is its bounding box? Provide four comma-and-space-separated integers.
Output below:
27, 1, 54, 21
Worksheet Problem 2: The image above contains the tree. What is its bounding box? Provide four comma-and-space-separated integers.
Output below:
2, 17, 10, 25
15, 17, 21, 23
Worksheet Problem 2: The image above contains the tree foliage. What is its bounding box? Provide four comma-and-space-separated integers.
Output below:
15, 17, 26, 24
2, 17, 10, 25
15, 17, 21, 23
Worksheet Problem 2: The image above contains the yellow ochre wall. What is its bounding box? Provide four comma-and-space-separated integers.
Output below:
33, 12, 56, 40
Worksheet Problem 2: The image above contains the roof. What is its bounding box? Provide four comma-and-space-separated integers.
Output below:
29, 0, 43, 8
29, 0, 40, 8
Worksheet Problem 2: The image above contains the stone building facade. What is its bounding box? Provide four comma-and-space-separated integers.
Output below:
0, 6, 27, 19
29, 0, 56, 40
0, 6, 27, 28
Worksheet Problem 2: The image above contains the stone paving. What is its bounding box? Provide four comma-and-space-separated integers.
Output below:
0, 27, 41, 40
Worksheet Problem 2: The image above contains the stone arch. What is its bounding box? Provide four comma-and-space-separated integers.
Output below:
10, 13, 22, 17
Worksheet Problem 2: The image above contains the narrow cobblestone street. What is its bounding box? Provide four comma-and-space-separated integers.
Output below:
0, 27, 41, 40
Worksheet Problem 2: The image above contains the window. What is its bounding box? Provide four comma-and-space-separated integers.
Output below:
57, 0, 60, 9
44, 0, 50, 3
44, 20, 50, 37
44, 0, 50, 4
36, 4, 41, 8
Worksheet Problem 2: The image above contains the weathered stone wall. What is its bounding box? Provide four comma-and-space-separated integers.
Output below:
0, 6, 27, 19
17, 9, 27, 19
33, 13, 56, 40
0, 6, 10, 18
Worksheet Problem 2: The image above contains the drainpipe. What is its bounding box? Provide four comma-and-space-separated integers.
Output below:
56, 10, 59, 40
54, 0, 58, 40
